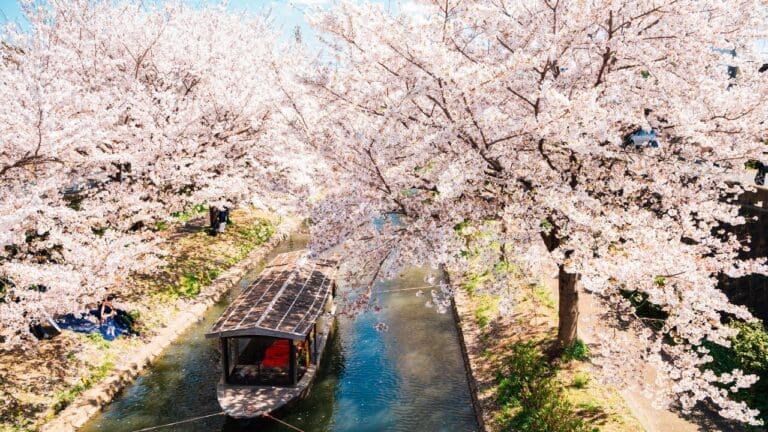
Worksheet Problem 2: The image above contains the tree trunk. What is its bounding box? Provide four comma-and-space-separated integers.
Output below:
557, 264, 580, 350
208, 206, 220, 235
540, 218, 581, 351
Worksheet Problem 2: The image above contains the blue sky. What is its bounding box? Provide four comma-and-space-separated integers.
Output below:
0, 0, 322, 41
0, 0, 24, 24
0, 0, 421, 41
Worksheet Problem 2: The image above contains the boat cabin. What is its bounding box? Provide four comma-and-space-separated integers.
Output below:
206, 250, 338, 417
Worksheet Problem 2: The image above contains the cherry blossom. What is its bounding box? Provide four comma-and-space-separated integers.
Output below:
295, 0, 768, 423
0, 1, 311, 343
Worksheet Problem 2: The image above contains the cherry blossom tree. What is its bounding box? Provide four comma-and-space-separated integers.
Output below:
0, 1, 312, 344
295, 0, 768, 424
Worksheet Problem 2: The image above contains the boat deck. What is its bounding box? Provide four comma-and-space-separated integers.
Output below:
217, 365, 317, 418
218, 317, 333, 418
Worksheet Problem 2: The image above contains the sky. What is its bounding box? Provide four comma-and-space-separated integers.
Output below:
0, 0, 323, 41
5, 1, 760, 58
0, 0, 24, 24
0, 0, 423, 53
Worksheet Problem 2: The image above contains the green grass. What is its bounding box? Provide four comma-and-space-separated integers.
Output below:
238, 222, 275, 244
577, 401, 602, 416
1, 420, 35, 432
177, 272, 204, 297
51, 359, 115, 414
533, 283, 555, 309
171, 267, 225, 297
164, 218, 274, 298
85, 333, 110, 350
474, 295, 499, 329
494, 259, 519, 276
171, 203, 207, 223
463, 270, 491, 296
571, 373, 590, 389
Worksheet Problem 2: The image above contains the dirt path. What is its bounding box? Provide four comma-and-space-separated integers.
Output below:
572, 283, 698, 432
568, 277, 744, 432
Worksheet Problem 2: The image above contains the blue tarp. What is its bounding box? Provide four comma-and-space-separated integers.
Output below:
56, 309, 136, 341
629, 129, 660, 148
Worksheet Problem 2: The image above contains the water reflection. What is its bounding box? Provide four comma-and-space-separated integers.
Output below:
81, 240, 477, 432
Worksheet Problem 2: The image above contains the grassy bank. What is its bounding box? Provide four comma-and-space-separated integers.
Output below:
0, 208, 279, 432
454, 266, 643, 432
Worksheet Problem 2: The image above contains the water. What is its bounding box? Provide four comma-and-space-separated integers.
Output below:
82, 235, 478, 432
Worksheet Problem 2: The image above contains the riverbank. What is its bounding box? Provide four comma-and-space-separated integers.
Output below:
0, 209, 298, 432
451, 270, 644, 432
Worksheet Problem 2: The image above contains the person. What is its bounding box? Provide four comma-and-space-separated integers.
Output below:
218, 207, 229, 233
755, 161, 766, 186
100, 294, 117, 338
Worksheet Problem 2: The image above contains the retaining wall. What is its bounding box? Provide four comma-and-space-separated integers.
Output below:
451, 287, 488, 432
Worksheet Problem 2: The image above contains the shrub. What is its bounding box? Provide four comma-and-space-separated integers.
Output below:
620, 289, 668, 331
730, 321, 768, 372
496, 342, 592, 432
706, 320, 768, 425
562, 339, 590, 362
571, 373, 590, 389
497, 342, 550, 407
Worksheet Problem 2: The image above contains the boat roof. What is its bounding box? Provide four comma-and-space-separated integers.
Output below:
206, 250, 338, 340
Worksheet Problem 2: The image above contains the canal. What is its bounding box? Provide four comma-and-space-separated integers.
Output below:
82, 234, 478, 432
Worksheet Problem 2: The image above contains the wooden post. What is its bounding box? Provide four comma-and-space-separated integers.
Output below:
312, 324, 318, 364
289, 339, 297, 385
220, 338, 229, 383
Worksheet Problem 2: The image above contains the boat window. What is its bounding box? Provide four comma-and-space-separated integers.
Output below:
225, 337, 292, 386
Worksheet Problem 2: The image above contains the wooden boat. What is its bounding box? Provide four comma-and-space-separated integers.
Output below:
206, 250, 338, 418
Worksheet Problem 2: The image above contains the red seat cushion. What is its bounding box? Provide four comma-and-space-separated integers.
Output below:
262, 339, 290, 368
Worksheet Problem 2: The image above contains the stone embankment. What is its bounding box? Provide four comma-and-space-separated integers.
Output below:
451, 288, 489, 432
41, 218, 299, 432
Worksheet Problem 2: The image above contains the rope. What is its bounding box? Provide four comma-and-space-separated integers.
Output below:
375, 284, 437, 294
131, 412, 225, 432
262, 413, 305, 432
130, 411, 305, 432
